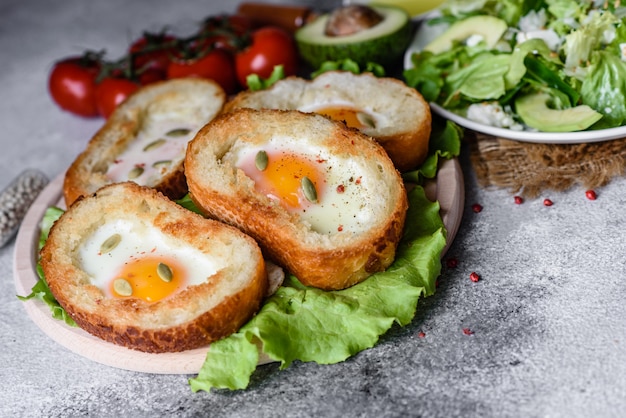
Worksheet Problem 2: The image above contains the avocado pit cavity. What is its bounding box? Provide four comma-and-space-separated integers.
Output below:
324, 5, 383, 37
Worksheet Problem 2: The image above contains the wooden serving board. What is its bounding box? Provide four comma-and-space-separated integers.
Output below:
12, 158, 464, 374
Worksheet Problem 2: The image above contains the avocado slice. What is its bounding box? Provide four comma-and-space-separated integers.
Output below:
295, 5, 411, 69
424, 15, 508, 53
515, 93, 603, 132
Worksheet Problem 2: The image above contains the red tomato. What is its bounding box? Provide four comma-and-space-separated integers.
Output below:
138, 68, 167, 86
235, 27, 297, 88
199, 14, 254, 53
167, 48, 237, 94
129, 33, 177, 74
48, 55, 101, 117
95, 77, 140, 118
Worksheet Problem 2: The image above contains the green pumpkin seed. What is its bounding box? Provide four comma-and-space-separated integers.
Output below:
301, 176, 318, 203
138, 199, 150, 213
128, 166, 144, 179
152, 160, 172, 169
356, 111, 376, 129
255, 150, 268, 171
100, 233, 121, 254
157, 262, 173, 283
143, 138, 167, 152
166, 128, 191, 137
113, 278, 133, 297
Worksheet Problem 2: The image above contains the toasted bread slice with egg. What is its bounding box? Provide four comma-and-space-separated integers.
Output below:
63, 78, 226, 207
185, 108, 408, 290
40, 182, 268, 353
222, 71, 431, 172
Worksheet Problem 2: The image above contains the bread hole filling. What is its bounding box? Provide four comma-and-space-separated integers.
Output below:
78, 219, 223, 303
233, 140, 381, 236
105, 123, 196, 187
309, 106, 377, 130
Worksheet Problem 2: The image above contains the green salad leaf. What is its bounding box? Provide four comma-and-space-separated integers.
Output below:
402, 117, 463, 184
310, 58, 386, 78
17, 206, 76, 327
246, 65, 286, 91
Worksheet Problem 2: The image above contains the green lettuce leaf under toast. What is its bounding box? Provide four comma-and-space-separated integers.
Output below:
402, 117, 463, 184
17, 206, 77, 327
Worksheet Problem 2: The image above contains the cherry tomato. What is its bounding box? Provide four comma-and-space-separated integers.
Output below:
95, 77, 140, 118
129, 33, 177, 74
48, 55, 101, 117
137, 68, 167, 86
199, 14, 254, 53
167, 48, 237, 94
235, 26, 297, 89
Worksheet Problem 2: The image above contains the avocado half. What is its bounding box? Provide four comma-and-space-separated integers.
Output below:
424, 15, 508, 53
515, 93, 603, 132
295, 5, 412, 69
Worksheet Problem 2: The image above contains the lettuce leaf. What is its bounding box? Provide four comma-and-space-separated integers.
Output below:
245, 65, 286, 92
310, 58, 385, 78
17, 206, 77, 327
581, 50, 626, 128
402, 117, 463, 184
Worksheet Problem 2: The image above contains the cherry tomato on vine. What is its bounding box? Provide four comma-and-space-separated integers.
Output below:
95, 77, 140, 118
198, 14, 254, 53
129, 33, 178, 85
235, 26, 297, 89
129, 33, 177, 73
167, 48, 237, 94
48, 55, 101, 117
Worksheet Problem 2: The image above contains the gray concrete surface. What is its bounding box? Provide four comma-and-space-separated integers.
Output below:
2, 0, 626, 417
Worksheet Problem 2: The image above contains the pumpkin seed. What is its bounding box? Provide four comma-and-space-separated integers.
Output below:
356, 111, 376, 129
143, 138, 167, 152
128, 166, 144, 179
152, 160, 172, 169
301, 176, 318, 203
138, 199, 150, 213
113, 278, 133, 297
255, 150, 268, 171
166, 128, 190, 137
157, 262, 173, 282
100, 233, 121, 254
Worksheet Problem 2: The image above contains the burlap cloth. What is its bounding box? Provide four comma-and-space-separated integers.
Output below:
467, 132, 626, 197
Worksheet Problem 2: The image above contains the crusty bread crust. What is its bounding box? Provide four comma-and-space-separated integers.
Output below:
222, 71, 432, 172
185, 108, 408, 290
63, 78, 226, 207
41, 182, 268, 353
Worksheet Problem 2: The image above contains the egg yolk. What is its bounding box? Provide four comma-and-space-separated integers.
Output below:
244, 151, 324, 209
315, 106, 373, 129
109, 255, 187, 302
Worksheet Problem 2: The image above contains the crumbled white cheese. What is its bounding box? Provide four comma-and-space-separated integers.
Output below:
516, 29, 562, 51
466, 34, 485, 47
518, 9, 548, 32
603, 27, 616, 44
467, 102, 525, 131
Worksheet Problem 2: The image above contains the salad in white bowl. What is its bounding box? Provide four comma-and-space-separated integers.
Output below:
403, 0, 626, 137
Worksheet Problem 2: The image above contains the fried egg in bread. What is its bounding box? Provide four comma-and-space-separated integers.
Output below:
63, 78, 226, 207
185, 108, 408, 290
222, 71, 432, 172
41, 182, 268, 353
